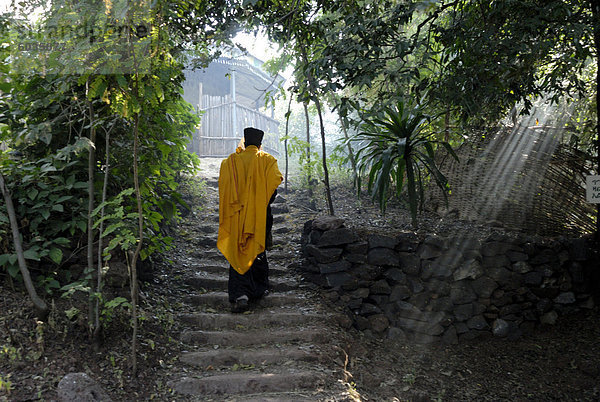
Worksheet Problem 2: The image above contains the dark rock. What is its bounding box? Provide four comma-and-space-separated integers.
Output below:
351, 264, 384, 281
481, 241, 514, 257
453, 259, 483, 281
421, 259, 453, 280
367, 248, 400, 267
529, 249, 556, 265
345, 253, 367, 264
325, 272, 353, 288
554, 292, 576, 305
346, 241, 369, 255
393, 301, 423, 320
312, 216, 345, 231
557, 273, 572, 291
273, 194, 286, 204
370, 279, 392, 295
442, 326, 459, 345
473, 302, 487, 315
355, 316, 370, 330
537, 264, 555, 278
530, 287, 560, 299
499, 304, 521, 317
319, 260, 351, 274
387, 327, 407, 341
418, 243, 444, 260
454, 304, 473, 322
384, 268, 407, 283
536, 298, 553, 314
425, 279, 451, 296
482, 255, 510, 269
369, 295, 389, 306
308, 230, 322, 245
450, 284, 477, 304
347, 298, 363, 309
399, 253, 421, 276
407, 277, 424, 293
455, 322, 469, 334
318, 228, 359, 247
466, 315, 489, 330
351, 288, 370, 299
428, 297, 453, 312
368, 234, 399, 250
57, 373, 112, 402
369, 314, 390, 333
360, 303, 382, 316
301, 262, 320, 273
568, 262, 585, 283
507, 250, 528, 262
397, 317, 444, 336
569, 238, 590, 261
305, 245, 343, 264
523, 271, 543, 286
341, 278, 361, 291
492, 319, 510, 337
273, 226, 291, 234
512, 261, 532, 274
396, 232, 419, 252
540, 310, 558, 325
409, 292, 432, 310
389, 285, 411, 302
471, 276, 498, 298
450, 236, 481, 253
271, 204, 289, 214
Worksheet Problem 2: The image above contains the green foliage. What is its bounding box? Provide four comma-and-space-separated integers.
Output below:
0, 151, 88, 280
353, 100, 458, 227
282, 134, 322, 187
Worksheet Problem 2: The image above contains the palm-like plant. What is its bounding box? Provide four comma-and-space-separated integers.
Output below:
352, 100, 458, 228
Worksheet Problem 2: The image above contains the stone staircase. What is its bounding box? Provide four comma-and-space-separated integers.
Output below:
166, 161, 352, 401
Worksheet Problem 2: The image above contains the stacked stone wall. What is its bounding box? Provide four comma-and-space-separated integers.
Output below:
300, 216, 598, 344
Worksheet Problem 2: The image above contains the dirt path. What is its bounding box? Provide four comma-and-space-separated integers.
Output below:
164, 159, 353, 401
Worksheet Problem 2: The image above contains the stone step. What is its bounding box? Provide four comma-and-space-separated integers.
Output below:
185, 273, 298, 292
180, 346, 321, 368
181, 328, 330, 346
187, 292, 306, 309
190, 264, 288, 277
169, 371, 326, 397
180, 311, 338, 330
226, 394, 327, 402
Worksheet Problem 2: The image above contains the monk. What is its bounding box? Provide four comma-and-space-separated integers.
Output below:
217, 127, 283, 313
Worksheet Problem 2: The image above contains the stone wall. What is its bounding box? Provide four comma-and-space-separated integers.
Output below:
300, 216, 598, 344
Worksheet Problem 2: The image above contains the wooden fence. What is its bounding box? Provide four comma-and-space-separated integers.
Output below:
189, 94, 280, 158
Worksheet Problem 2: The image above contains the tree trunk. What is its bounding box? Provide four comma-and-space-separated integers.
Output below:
303, 101, 311, 194
93, 126, 111, 345
0, 173, 48, 319
86, 89, 97, 336
299, 45, 334, 215
314, 95, 335, 216
339, 115, 358, 188
130, 111, 142, 377
592, 0, 600, 240
284, 96, 292, 194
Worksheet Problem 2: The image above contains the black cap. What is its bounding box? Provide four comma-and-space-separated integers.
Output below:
244, 127, 264, 147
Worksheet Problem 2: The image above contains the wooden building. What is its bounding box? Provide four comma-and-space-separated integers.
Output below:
182, 55, 284, 157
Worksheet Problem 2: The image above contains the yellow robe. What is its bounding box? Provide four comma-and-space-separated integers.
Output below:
217, 145, 283, 275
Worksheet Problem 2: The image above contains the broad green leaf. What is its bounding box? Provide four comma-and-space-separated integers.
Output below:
23, 248, 40, 261
49, 248, 63, 264
28, 188, 39, 200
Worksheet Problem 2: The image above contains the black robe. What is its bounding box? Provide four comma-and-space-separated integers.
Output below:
227, 190, 276, 303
